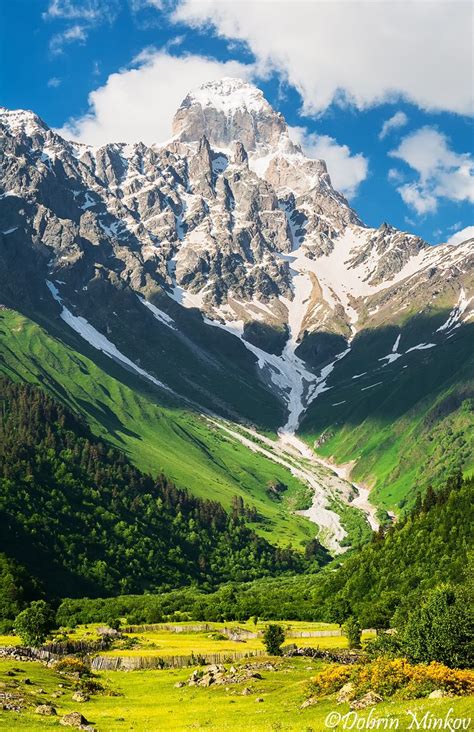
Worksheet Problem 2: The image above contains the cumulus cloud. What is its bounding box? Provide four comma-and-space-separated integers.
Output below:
390, 127, 474, 214
379, 111, 408, 140
56, 51, 253, 145
447, 225, 474, 245
173, 0, 473, 116
289, 126, 368, 198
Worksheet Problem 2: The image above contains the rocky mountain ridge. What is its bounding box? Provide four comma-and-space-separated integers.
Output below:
0, 80, 472, 442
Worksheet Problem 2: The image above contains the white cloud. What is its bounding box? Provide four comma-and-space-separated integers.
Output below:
44, 0, 119, 54
397, 184, 438, 215
387, 168, 404, 183
289, 126, 368, 198
379, 111, 408, 140
447, 225, 474, 245
49, 24, 88, 55
57, 51, 253, 145
390, 127, 474, 214
130, 0, 164, 10
44, 0, 117, 22
173, 0, 473, 116
47, 77, 62, 88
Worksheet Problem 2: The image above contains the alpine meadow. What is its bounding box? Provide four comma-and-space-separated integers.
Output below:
0, 1, 473, 729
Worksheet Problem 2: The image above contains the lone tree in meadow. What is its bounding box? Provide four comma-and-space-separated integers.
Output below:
263, 623, 285, 655
342, 616, 362, 649
14, 600, 54, 647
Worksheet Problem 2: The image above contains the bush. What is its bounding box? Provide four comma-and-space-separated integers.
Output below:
310, 664, 352, 695
54, 658, 90, 677
105, 617, 121, 631
400, 585, 473, 668
263, 624, 285, 656
342, 616, 361, 649
14, 600, 54, 647
365, 631, 403, 660
310, 658, 474, 700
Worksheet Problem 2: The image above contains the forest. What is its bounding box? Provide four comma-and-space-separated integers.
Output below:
0, 376, 472, 640
0, 377, 327, 623
54, 473, 473, 629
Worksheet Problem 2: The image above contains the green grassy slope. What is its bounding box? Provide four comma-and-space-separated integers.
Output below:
299, 313, 474, 511
0, 308, 315, 548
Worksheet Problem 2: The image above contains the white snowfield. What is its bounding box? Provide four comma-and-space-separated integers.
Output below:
46, 281, 173, 394
436, 288, 473, 333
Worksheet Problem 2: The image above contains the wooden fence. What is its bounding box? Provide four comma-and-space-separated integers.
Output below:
122, 624, 212, 634
286, 630, 341, 638
91, 649, 266, 671
122, 624, 343, 640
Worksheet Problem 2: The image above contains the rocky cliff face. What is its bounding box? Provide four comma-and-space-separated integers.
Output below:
0, 81, 472, 435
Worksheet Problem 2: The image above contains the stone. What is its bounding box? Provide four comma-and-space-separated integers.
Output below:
350, 692, 383, 710
206, 664, 225, 673
60, 711, 90, 727
241, 687, 252, 696
198, 674, 214, 688
35, 704, 57, 716
174, 681, 185, 688
36, 688, 47, 694
428, 689, 449, 699
22, 677, 32, 685
337, 682, 355, 704
72, 691, 90, 702
255, 697, 264, 703
301, 697, 318, 709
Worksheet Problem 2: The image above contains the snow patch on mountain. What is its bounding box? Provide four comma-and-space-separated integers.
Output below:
138, 296, 177, 330
46, 281, 172, 393
436, 288, 473, 332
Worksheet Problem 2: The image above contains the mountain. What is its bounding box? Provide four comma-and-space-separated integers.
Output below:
0, 78, 472, 548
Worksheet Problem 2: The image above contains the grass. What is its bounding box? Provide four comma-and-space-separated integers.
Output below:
0, 309, 317, 548
299, 315, 474, 511
97, 624, 373, 658
0, 622, 365, 660
0, 657, 472, 731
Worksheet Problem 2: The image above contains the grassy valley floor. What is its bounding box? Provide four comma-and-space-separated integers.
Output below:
0, 656, 472, 731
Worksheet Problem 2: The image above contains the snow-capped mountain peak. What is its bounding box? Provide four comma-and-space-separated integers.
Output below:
172, 76, 299, 156
0, 82, 472, 444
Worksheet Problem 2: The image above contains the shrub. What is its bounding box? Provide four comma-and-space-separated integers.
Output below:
105, 617, 121, 631
263, 624, 285, 656
342, 616, 361, 649
310, 664, 352, 695
365, 631, 404, 660
54, 658, 90, 677
400, 585, 473, 668
310, 658, 474, 700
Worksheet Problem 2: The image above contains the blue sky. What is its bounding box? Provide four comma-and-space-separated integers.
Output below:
1, 0, 473, 244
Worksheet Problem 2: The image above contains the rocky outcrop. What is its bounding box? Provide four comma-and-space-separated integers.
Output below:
0, 80, 472, 438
